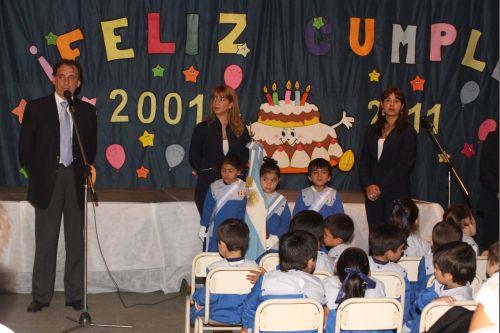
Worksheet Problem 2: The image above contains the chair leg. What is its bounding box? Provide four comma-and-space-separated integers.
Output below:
185, 296, 191, 333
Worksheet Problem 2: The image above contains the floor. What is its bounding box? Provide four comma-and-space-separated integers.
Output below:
0, 290, 186, 333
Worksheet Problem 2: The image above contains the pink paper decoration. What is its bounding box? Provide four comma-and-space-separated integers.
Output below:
105, 144, 125, 170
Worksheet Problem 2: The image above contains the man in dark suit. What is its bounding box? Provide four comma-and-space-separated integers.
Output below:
19, 59, 97, 312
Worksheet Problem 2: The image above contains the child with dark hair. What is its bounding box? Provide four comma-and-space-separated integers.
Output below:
369, 223, 412, 324
191, 219, 257, 325
486, 241, 499, 278
259, 157, 291, 252
293, 158, 344, 219
323, 247, 387, 333
200, 154, 247, 252
324, 214, 354, 264
416, 221, 463, 295
410, 241, 475, 333
443, 204, 479, 254
291, 210, 335, 275
240, 230, 327, 332
390, 199, 430, 257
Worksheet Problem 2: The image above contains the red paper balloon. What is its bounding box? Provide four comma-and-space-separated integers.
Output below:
224, 65, 243, 89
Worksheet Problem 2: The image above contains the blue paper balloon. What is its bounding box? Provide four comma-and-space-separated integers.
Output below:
460, 81, 480, 105
165, 144, 185, 170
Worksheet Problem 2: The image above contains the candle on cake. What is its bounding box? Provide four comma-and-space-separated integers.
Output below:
272, 82, 279, 105
263, 85, 274, 105
294, 81, 300, 106
300, 84, 311, 106
284, 80, 292, 104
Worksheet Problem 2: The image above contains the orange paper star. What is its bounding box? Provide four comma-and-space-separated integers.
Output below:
136, 166, 150, 179
410, 75, 426, 91
183, 65, 200, 83
11, 99, 27, 123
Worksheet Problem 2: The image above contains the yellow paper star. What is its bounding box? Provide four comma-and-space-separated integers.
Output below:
438, 153, 451, 163
236, 43, 250, 57
139, 130, 155, 147
368, 70, 380, 82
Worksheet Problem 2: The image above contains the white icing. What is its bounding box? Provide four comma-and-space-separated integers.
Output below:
249, 122, 338, 146
311, 146, 330, 161
290, 149, 310, 168
260, 100, 318, 116
272, 149, 290, 168
328, 142, 343, 158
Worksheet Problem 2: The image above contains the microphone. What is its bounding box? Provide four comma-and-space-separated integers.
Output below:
420, 116, 431, 129
63, 90, 75, 106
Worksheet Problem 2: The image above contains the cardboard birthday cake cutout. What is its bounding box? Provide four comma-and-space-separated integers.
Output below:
249, 82, 355, 173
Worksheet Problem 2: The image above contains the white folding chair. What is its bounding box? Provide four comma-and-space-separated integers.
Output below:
259, 252, 280, 272
476, 256, 488, 281
253, 298, 324, 333
335, 298, 403, 333
418, 300, 478, 332
398, 256, 421, 282
372, 271, 406, 307
426, 274, 482, 297
194, 267, 255, 333
313, 270, 332, 280
185, 253, 222, 333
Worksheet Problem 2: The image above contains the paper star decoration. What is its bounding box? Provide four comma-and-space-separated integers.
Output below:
44, 32, 58, 46
368, 70, 380, 82
460, 143, 475, 159
183, 65, 200, 83
138, 130, 155, 147
81, 96, 97, 106
136, 166, 150, 179
236, 43, 250, 57
19, 167, 29, 179
11, 99, 27, 123
438, 153, 451, 163
410, 75, 426, 91
152, 64, 165, 77
312, 17, 325, 30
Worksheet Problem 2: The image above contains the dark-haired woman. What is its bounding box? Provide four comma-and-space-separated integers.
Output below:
359, 87, 417, 226
189, 85, 251, 214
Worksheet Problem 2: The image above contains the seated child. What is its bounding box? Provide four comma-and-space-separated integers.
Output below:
292, 210, 335, 275
191, 219, 258, 325
416, 221, 462, 295
260, 157, 291, 252
390, 199, 430, 257
324, 213, 354, 265
410, 241, 475, 333
199, 154, 247, 252
470, 241, 499, 333
368, 223, 412, 324
443, 204, 479, 255
240, 230, 327, 333
293, 158, 344, 219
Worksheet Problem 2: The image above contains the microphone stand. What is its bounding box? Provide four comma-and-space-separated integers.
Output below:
420, 117, 472, 208
62, 95, 132, 332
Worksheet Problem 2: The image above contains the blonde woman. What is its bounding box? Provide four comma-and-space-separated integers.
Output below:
189, 85, 250, 214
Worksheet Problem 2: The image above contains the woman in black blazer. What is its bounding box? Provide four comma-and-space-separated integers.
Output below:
359, 87, 417, 226
189, 85, 251, 214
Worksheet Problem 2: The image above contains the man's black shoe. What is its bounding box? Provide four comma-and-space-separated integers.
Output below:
65, 300, 84, 311
27, 300, 49, 312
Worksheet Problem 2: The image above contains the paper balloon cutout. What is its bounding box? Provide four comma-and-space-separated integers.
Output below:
106, 144, 125, 171
338, 149, 355, 172
478, 119, 497, 141
460, 81, 480, 105
224, 65, 243, 89
165, 144, 185, 170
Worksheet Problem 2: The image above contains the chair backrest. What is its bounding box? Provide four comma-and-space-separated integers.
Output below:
372, 271, 406, 305
254, 298, 324, 333
313, 270, 332, 280
204, 267, 256, 323
427, 274, 482, 297
476, 256, 488, 281
398, 256, 421, 282
418, 300, 478, 332
335, 298, 403, 333
259, 253, 280, 272
190, 252, 222, 297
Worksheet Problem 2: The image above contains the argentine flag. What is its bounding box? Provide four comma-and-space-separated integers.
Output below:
244, 141, 267, 260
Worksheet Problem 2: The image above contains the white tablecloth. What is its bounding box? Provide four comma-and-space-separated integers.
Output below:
0, 199, 443, 294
